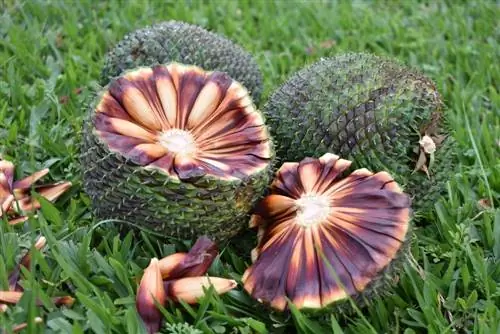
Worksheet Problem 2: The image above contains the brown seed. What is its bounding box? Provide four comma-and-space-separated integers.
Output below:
164, 276, 237, 304
158, 253, 188, 279
12, 317, 43, 333
52, 296, 75, 307
136, 258, 166, 334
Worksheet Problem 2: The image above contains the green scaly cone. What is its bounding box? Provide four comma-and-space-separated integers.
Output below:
100, 20, 264, 105
262, 52, 458, 216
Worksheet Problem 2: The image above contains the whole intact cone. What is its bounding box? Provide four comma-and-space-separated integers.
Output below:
81, 63, 274, 242
242, 153, 411, 311
263, 52, 457, 215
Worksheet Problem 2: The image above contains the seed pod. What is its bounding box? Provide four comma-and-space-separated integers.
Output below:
0, 291, 74, 307
158, 235, 218, 279
12, 317, 43, 333
8, 236, 47, 291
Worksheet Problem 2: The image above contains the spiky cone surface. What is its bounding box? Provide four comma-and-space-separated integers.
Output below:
0, 159, 72, 225
242, 153, 412, 312
80, 63, 274, 243
8, 236, 47, 292
101, 20, 263, 104
262, 52, 456, 214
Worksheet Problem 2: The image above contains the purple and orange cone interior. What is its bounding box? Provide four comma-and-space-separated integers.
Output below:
93, 63, 272, 181
242, 153, 412, 311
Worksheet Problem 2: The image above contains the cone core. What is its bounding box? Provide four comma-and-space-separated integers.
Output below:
158, 129, 197, 155
295, 193, 331, 227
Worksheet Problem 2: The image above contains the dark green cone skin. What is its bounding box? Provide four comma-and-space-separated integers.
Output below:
80, 97, 274, 244
100, 21, 263, 104
263, 53, 456, 213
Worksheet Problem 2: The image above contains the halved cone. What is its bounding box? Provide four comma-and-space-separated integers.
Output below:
158, 235, 218, 279
136, 258, 166, 334
93, 63, 273, 181
242, 153, 412, 311
163, 276, 237, 304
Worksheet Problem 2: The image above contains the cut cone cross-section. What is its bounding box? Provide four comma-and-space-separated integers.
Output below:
242, 153, 412, 311
93, 63, 272, 181
82, 63, 274, 242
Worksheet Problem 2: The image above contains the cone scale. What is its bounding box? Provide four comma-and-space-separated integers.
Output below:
81, 63, 274, 242
242, 153, 411, 311
0, 159, 71, 225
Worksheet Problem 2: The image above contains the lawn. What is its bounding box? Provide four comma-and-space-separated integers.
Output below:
0, 0, 499, 333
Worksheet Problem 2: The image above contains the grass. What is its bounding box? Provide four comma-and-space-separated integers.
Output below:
0, 0, 499, 333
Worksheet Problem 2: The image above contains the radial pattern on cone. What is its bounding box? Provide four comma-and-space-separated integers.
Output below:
242, 153, 411, 311
81, 63, 274, 242
94, 63, 272, 180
